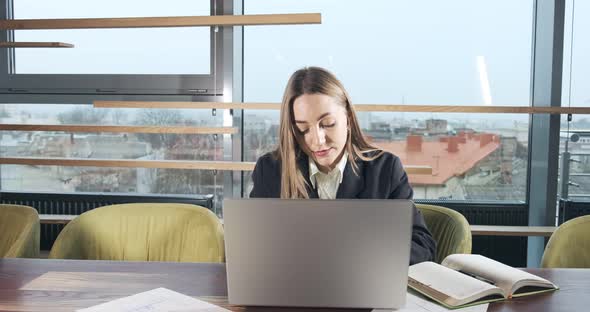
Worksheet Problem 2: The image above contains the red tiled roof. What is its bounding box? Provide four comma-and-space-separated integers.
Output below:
377, 134, 500, 186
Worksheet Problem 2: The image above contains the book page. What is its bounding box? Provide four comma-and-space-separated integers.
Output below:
408, 261, 504, 307
442, 254, 556, 296
76, 287, 230, 312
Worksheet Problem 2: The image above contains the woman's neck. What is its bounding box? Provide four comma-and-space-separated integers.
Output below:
317, 149, 346, 174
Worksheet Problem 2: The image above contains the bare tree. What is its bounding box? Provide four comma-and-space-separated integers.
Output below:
0, 107, 10, 118
111, 109, 128, 124
58, 107, 109, 124
134, 109, 184, 149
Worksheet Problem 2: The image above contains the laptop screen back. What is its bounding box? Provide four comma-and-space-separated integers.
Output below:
223, 198, 413, 309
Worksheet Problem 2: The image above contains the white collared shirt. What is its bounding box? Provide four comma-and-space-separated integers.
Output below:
309, 152, 348, 199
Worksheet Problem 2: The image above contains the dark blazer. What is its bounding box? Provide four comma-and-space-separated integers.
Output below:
250, 151, 437, 265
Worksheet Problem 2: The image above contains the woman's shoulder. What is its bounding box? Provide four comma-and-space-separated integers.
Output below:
254, 151, 281, 170
360, 150, 401, 165
250, 151, 282, 198
357, 150, 406, 175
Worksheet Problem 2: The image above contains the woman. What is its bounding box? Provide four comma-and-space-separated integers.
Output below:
250, 66, 436, 264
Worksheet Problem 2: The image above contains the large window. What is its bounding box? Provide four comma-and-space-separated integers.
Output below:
2, 1, 572, 211
243, 0, 534, 201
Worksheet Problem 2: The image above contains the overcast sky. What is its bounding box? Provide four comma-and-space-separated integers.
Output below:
9, 1, 590, 119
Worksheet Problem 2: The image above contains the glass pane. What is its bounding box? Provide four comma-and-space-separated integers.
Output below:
1, 166, 220, 195
0, 104, 224, 199
243, 0, 533, 201
562, 0, 590, 108
243, 111, 529, 201
12, 0, 211, 74
560, 0, 590, 201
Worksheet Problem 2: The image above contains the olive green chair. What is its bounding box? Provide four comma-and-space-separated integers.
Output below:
541, 215, 590, 268
0, 204, 40, 258
416, 204, 472, 263
49, 203, 224, 262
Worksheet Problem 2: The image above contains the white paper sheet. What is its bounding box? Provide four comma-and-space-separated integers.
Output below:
372, 292, 489, 312
76, 287, 230, 312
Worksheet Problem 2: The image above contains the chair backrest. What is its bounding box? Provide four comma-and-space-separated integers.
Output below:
48, 203, 224, 262
0, 204, 40, 258
415, 204, 472, 263
541, 215, 590, 268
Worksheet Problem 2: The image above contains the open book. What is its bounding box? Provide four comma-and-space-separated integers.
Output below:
408, 254, 558, 309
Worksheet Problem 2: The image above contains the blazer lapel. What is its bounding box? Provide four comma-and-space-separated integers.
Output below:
336, 158, 365, 199
297, 154, 319, 198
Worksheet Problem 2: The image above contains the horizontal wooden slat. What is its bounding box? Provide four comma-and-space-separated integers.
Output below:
94, 101, 281, 110
0, 124, 238, 134
0, 42, 73, 48
0, 157, 256, 171
470, 225, 556, 237
94, 101, 590, 114
352, 105, 590, 114
39, 214, 76, 225
0, 157, 431, 174
0, 13, 321, 30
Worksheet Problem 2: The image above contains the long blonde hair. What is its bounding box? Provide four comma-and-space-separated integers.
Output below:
276, 66, 383, 198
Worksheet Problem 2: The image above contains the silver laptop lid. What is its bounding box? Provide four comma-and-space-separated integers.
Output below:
223, 198, 413, 309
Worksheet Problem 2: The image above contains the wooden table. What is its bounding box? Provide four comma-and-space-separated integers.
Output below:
0, 258, 587, 312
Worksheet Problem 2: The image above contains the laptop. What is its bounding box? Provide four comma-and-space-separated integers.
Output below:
223, 198, 414, 309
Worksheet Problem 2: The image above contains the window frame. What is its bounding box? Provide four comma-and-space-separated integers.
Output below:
0, 0, 225, 96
